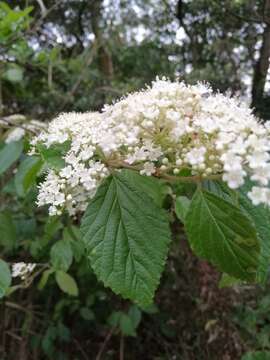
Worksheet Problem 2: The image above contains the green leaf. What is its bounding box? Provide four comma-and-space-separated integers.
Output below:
108, 311, 122, 327
218, 273, 242, 288
55, 271, 78, 296
203, 180, 237, 203
205, 180, 270, 283
0, 140, 23, 176
122, 170, 168, 207
80, 307, 95, 321
15, 217, 36, 241
175, 196, 191, 223
81, 169, 171, 306
3, 66, 23, 83
140, 303, 159, 314
242, 351, 270, 360
128, 305, 142, 329
119, 313, 137, 337
63, 227, 84, 262
50, 239, 73, 271
185, 189, 260, 281
0, 212, 17, 252
0, 259, 11, 298
38, 268, 54, 290
238, 182, 270, 283
15, 156, 42, 197
37, 142, 70, 170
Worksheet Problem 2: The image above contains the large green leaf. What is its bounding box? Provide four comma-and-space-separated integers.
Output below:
15, 156, 42, 197
81, 170, 171, 306
238, 182, 270, 283
185, 189, 260, 281
122, 170, 168, 207
0, 140, 23, 176
0, 259, 11, 298
204, 180, 270, 283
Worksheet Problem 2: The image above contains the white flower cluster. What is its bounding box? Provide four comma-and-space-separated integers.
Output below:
32, 78, 270, 215
33, 112, 109, 216
12, 262, 36, 279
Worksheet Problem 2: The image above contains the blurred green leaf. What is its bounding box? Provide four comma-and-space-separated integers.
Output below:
0, 140, 23, 176
108, 311, 121, 327
15, 156, 42, 197
80, 307, 95, 321
63, 227, 84, 262
242, 351, 270, 360
0, 259, 11, 298
50, 239, 73, 271
119, 313, 137, 337
0, 212, 17, 252
128, 305, 142, 329
55, 271, 78, 296
3, 66, 23, 83
38, 268, 54, 290
219, 273, 242, 288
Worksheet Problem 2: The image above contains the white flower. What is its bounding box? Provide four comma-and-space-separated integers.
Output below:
251, 164, 270, 185
60, 165, 73, 179
248, 187, 267, 206
230, 137, 247, 155
247, 152, 270, 169
12, 262, 36, 279
221, 152, 243, 172
185, 147, 206, 166
222, 170, 246, 189
140, 162, 156, 176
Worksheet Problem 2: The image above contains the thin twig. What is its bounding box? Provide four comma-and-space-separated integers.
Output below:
158, 173, 221, 183
119, 335, 124, 360
0, 117, 38, 135
107, 160, 222, 183
5, 301, 33, 313
73, 339, 89, 360
5, 331, 23, 342
5, 301, 44, 317
0, 117, 44, 135
96, 327, 116, 360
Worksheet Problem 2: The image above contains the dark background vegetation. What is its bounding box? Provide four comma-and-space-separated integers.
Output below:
1, 1, 270, 359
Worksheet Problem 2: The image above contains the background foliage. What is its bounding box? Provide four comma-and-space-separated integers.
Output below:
1, 1, 270, 359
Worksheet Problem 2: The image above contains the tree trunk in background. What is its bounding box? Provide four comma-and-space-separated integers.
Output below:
251, 0, 270, 112
90, 0, 114, 80
176, 0, 199, 67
